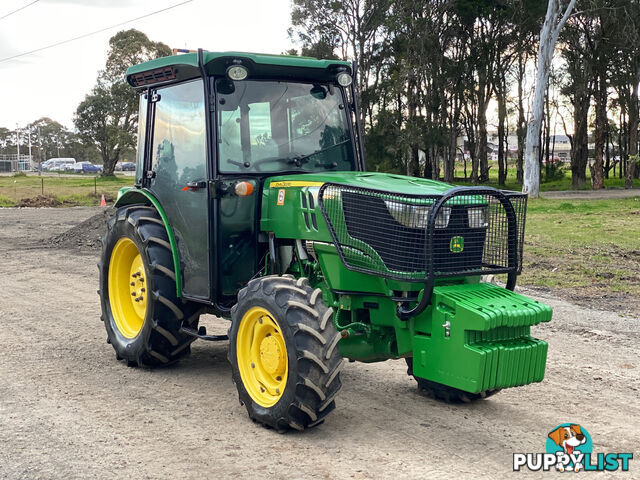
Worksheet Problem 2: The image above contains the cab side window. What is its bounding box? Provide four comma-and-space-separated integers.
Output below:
150, 80, 206, 187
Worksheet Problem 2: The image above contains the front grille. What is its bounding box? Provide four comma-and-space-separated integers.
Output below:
319, 184, 526, 282
341, 191, 432, 276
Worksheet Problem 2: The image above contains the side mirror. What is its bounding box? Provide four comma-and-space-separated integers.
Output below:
216, 77, 236, 95
215, 78, 240, 111
310, 84, 328, 99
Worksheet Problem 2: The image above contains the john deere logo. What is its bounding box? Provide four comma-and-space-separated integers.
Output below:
450, 236, 464, 253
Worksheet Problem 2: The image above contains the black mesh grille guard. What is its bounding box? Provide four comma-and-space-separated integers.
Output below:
319, 184, 527, 284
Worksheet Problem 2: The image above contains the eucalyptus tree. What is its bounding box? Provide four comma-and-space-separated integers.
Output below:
590, 3, 616, 190
455, 0, 528, 184
493, 0, 545, 185
608, 0, 640, 187
524, 0, 576, 197
560, 15, 593, 189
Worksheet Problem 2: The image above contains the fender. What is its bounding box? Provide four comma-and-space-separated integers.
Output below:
115, 187, 182, 297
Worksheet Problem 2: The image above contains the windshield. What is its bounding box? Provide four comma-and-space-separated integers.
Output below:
215, 79, 356, 173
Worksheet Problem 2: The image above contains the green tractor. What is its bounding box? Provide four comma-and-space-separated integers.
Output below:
99, 49, 552, 432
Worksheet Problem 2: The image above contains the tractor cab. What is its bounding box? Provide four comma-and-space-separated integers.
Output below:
123, 50, 363, 309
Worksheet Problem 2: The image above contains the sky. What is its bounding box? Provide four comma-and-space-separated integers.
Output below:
0, 0, 296, 130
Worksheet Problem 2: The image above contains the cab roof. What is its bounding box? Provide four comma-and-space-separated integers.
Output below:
125, 51, 352, 90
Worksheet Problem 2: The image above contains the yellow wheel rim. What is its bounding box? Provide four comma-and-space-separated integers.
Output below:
237, 307, 288, 407
108, 237, 148, 339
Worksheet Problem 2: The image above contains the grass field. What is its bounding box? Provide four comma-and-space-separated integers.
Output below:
452, 160, 640, 191
0, 173, 133, 206
2, 160, 637, 207
520, 196, 640, 309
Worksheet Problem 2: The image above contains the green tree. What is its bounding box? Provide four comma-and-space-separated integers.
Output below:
609, 0, 640, 187
0, 127, 14, 154
290, 0, 389, 131
75, 29, 170, 176
27, 117, 70, 163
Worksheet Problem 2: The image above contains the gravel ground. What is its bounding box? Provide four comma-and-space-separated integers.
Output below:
0, 207, 638, 479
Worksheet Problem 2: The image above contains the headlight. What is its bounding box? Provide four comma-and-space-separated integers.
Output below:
434, 207, 451, 228
226, 65, 248, 81
467, 206, 488, 228
337, 72, 352, 86
384, 201, 450, 229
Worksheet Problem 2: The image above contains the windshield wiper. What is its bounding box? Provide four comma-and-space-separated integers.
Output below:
227, 139, 352, 170
288, 139, 352, 167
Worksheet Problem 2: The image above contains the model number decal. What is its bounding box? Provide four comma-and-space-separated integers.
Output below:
270, 181, 324, 188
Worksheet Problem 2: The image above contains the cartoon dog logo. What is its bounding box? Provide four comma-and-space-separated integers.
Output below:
548, 424, 587, 472
515, 424, 630, 473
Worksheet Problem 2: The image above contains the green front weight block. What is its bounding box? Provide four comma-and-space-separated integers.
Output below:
412, 283, 552, 394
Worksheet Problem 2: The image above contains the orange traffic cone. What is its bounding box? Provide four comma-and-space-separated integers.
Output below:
100, 194, 106, 207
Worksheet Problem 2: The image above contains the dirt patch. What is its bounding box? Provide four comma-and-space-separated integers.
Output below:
17, 194, 65, 207
16, 193, 115, 208
47, 207, 114, 251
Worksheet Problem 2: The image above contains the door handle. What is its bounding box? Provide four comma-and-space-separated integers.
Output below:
182, 181, 207, 191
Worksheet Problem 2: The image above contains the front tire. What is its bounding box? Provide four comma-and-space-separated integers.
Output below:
228, 275, 343, 431
99, 205, 202, 367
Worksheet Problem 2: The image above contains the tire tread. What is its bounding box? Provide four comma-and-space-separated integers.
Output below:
229, 276, 343, 432
99, 204, 202, 368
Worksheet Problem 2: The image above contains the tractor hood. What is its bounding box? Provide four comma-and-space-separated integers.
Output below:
264, 171, 453, 196
260, 171, 455, 250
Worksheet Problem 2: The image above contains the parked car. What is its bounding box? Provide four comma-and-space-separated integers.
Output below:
121, 162, 136, 171
73, 162, 102, 174
42, 158, 76, 171
114, 161, 136, 172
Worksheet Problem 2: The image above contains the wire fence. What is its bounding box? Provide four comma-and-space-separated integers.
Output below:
0, 173, 133, 204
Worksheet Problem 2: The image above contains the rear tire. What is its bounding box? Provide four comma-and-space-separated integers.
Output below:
228, 275, 343, 431
406, 358, 500, 403
99, 204, 202, 367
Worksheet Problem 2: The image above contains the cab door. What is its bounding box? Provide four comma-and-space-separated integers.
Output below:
146, 79, 211, 301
